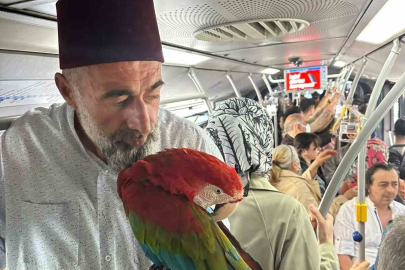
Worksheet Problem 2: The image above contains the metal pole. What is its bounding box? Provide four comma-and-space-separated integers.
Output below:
248, 73, 264, 104
342, 65, 355, 93
328, 67, 349, 79
274, 115, 278, 147
226, 72, 242, 98
354, 38, 401, 262
268, 75, 284, 83
160, 94, 207, 105
357, 144, 367, 262
188, 68, 214, 114
319, 67, 405, 217
347, 58, 368, 105
262, 74, 274, 96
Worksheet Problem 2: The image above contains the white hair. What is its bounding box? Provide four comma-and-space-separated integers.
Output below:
378, 214, 405, 270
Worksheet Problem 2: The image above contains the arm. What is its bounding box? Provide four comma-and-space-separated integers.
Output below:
316, 91, 333, 111
338, 255, 354, 270
334, 204, 356, 270
309, 205, 339, 270
277, 203, 331, 270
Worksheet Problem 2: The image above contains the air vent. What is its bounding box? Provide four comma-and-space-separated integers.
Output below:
194, 19, 310, 42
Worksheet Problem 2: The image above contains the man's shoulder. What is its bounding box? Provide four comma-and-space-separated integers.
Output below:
5, 103, 68, 138
159, 109, 204, 136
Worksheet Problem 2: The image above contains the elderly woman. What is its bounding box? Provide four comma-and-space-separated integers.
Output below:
269, 144, 357, 217
206, 97, 339, 270
334, 163, 405, 270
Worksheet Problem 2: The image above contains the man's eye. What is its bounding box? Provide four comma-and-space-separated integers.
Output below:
116, 95, 129, 103
145, 95, 160, 101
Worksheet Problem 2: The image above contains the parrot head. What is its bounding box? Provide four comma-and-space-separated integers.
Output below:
118, 148, 243, 217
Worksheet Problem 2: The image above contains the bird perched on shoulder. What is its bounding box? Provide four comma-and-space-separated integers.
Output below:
117, 148, 251, 270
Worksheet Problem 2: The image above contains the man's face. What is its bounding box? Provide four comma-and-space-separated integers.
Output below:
70, 61, 163, 171
369, 169, 399, 207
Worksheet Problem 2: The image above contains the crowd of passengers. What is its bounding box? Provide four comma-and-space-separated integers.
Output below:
203, 90, 405, 270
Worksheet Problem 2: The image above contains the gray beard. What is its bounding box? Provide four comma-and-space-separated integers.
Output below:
76, 106, 160, 172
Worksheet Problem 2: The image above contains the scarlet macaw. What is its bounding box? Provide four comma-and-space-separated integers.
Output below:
117, 148, 251, 270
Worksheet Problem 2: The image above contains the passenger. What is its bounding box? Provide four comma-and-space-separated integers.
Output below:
323, 137, 351, 184
334, 163, 405, 270
294, 132, 327, 195
388, 118, 405, 179
0, 0, 232, 269
206, 97, 339, 270
376, 215, 405, 270
300, 98, 317, 121
281, 113, 306, 146
269, 145, 356, 217
302, 90, 340, 133
339, 138, 388, 195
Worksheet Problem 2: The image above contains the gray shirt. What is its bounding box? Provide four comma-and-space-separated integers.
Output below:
0, 103, 221, 270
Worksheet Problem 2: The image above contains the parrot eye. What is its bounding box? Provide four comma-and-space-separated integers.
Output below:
216, 189, 222, 194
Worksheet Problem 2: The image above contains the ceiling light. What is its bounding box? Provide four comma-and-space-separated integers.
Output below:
356, 0, 405, 44
261, 68, 280, 75
163, 48, 210, 66
334, 61, 346, 67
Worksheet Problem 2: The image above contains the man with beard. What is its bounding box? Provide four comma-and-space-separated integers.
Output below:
0, 0, 222, 269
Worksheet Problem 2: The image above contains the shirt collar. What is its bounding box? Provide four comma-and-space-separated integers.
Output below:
366, 196, 400, 216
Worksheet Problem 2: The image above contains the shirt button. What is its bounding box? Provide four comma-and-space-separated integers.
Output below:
105, 255, 112, 262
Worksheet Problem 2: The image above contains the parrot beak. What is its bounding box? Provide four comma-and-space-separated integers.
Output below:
212, 202, 240, 222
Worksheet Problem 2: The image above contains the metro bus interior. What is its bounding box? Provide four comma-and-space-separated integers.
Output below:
2, 1, 405, 269
1, 0, 404, 140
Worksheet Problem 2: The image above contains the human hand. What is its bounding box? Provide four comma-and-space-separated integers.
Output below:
313, 149, 337, 166
344, 186, 358, 200
309, 204, 334, 245
331, 92, 340, 104
349, 260, 370, 270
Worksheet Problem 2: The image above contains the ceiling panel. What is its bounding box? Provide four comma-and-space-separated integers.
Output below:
0, 11, 58, 54
155, 0, 369, 52
27, 3, 57, 16
214, 38, 345, 66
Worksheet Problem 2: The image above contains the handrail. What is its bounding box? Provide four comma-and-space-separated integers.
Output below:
248, 73, 264, 105
160, 94, 206, 105
319, 39, 403, 263
226, 72, 242, 98
319, 63, 405, 217
355, 38, 401, 262
346, 57, 368, 105
188, 68, 214, 114
262, 74, 274, 96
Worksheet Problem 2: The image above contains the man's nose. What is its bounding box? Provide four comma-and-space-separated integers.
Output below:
125, 98, 151, 135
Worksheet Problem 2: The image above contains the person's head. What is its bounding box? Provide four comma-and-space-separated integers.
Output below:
269, 145, 301, 183
284, 114, 307, 137
54, 0, 164, 171
206, 98, 274, 179
283, 106, 300, 122
394, 118, 405, 139
366, 163, 399, 207
300, 98, 316, 120
293, 133, 321, 162
378, 215, 405, 270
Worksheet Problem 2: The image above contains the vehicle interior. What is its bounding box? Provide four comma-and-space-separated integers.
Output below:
1, 0, 404, 134
1, 0, 405, 269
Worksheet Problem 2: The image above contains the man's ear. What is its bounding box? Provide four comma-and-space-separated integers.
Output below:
55, 72, 78, 110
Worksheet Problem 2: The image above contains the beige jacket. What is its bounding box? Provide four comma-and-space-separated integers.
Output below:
229, 175, 339, 270
270, 169, 347, 218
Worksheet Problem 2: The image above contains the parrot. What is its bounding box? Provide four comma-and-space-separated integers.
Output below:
117, 148, 251, 270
